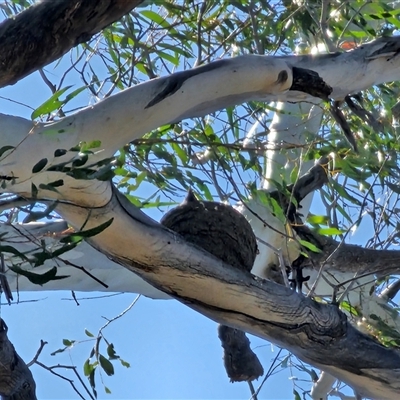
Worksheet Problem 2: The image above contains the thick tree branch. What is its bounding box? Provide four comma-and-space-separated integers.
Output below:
2, 38, 400, 203
294, 225, 400, 277
282, 36, 400, 100
0, 220, 168, 298
240, 102, 323, 280
0, 0, 144, 88
48, 185, 400, 400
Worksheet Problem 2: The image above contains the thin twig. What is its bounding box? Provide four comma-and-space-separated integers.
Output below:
27, 340, 48, 367
250, 348, 284, 400
248, 380, 258, 400
319, 0, 337, 52
34, 362, 95, 400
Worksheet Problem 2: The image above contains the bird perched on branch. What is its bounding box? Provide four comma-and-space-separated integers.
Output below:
160, 189, 263, 382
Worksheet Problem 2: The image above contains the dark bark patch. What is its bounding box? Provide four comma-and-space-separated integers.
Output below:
276, 69, 289, 84
0, 319, 37, 399
145, 60, 229, 109
290, 66, 332, 100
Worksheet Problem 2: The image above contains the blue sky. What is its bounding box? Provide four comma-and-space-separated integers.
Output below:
3, 290, 295, 399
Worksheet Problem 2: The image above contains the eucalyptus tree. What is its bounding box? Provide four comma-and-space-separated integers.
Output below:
1, 1, 400, 399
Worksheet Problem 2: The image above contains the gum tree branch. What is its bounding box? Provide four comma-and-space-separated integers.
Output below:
0, 0, 144, 88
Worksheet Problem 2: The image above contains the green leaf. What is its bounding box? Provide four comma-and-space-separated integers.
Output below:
293, 389, 301, 400
32, 158, 48, 173
0, 245, 30, 262
46, 179, 64, 188
54, 149, 67, 157
0, 146, 14, 158
80, 140, 102, 152
387, 181, 400, 194
340, 301, 360, 317
140, 10, 171, 29
289, 164, 300, 184
72, 154, 89, 167
195, 181, 213, 201
171, 142, 188, 165
83, 358, 94, 377
256, 190, 286, 223
317, 227, 346, 236
60, 218, 114, 243
8, 266, 69, 285
31, 86, 86, 119
31, 86, 71, 119
85, 329, 95, 338
89, 369, 97, 397
62, 339, 75, 347
299, 240, 321, 253
307, 215, 329, 225
50, 346, 69, 356
107, 344, 118, 360
330, 179, 361, 205
63, 86, 86, 103
120, 359, 130, 368
99, 354, 115, 376
156, 50, 179, 66
38, 181, 63, 193
269, 197, 286, 223
32, 242, 77, 267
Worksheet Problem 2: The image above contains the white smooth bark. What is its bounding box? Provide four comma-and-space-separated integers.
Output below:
1, 36, 400, 202
237, 102, 322, 278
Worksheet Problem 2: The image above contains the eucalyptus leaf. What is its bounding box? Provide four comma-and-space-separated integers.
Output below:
8, 266, 69, 285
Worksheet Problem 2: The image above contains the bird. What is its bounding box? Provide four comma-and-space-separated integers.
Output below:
160, 189, 263, 382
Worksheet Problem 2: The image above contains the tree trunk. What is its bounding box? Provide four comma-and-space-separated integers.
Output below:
0, 0, 144, 88
0, 319, 36, 400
